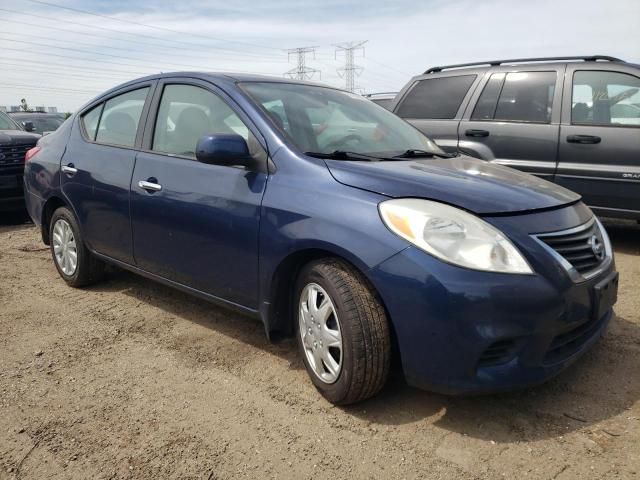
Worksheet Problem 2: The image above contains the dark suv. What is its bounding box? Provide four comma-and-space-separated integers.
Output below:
0, 111, 40, 211
392, 56, 640, 221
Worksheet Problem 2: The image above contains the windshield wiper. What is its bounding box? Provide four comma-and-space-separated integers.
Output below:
392, 149, 453, 159
305, 150, 383, 162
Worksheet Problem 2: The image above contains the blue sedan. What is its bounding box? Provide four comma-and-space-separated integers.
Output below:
23, 73, 618, 404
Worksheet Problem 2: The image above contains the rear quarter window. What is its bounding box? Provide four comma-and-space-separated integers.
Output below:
396, 75, 476, 119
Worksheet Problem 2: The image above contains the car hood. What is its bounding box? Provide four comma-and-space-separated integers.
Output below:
0, 130, 41, 143
325, 155, 580, 215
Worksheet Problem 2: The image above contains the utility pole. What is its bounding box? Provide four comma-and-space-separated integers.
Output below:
284, 46, 321, 80
334, 41, 367, 93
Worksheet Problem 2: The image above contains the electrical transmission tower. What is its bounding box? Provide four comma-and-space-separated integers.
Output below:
334, 41, 367, 92
284, 46, 321, 80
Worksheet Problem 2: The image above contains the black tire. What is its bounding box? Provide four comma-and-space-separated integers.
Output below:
49, 206, 104, 287
295, 258, 390, 404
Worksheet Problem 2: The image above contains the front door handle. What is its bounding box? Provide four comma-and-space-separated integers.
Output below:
138, 179, 162, 192
61, 163, 78, 176
567, 134, 601, 144
465, 129, 490, 138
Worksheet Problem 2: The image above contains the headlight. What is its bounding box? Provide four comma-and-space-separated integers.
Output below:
379, 199, 533, 274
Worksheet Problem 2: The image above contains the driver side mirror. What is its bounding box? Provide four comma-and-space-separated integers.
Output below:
23, 121, 35, 132
196, 134, 252, 167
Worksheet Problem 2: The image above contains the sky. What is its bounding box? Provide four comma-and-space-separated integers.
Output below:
1, 0, 639, 112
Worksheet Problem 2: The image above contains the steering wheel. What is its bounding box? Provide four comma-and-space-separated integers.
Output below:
324, 134, 365, 151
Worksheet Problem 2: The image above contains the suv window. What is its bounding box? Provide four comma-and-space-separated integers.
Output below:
95, 88, 149, 147
396, 75, 476, 119
473, 71, 556, 123
152, 84, 254, 159
572, 71, 640, 126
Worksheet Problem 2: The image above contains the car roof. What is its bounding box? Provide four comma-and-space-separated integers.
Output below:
8, 112, 64, 117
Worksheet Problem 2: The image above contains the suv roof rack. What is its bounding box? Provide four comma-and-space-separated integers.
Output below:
424, 55, 624, 74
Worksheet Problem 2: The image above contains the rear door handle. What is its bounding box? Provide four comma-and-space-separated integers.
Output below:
465, 129, 490, 138
567, 134, 601, 144
138, 179, 162, 192
61, 163, 78, 176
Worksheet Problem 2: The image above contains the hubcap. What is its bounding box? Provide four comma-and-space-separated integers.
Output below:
299, 283, 342, 384
52, 219, 78, 276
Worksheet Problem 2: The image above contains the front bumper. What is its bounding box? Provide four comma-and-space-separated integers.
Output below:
370, 228, 617, 395
0, 172, 25, 212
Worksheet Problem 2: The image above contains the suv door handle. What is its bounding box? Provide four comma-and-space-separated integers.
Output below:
138, 179, 162, 192
567, 134, 601, 144
465, 129, 490, 138
61, 163, 78, 176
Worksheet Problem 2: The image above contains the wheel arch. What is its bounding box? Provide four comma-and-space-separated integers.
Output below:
40, 195, 69, 245
264, 248, 401, 371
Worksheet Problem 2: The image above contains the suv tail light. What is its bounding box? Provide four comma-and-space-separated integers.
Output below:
25, 146, 41, 162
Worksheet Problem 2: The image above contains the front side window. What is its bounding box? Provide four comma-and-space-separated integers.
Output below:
572, 71, 640, 126
152, 84, 255, 159
241, 82, 441, 156
95, 87, 149, 147
473, 71, 556, 123
396, 75, 476, 119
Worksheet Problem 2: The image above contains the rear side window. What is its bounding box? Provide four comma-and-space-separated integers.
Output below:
396, 75, 476, 119
472, 71, 556, 123
81, 104, 103, 141
95, 87, 149, 148
572, 71, 640, 126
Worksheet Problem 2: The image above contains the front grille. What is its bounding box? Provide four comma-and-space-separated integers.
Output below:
543, 313, 607, 364
477, 339, 517, 368
536, 219, 606, 276
0, 142, 34, 169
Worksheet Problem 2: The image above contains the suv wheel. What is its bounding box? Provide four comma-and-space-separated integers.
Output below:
50, 207, 104, 287
295, 259, 390, 404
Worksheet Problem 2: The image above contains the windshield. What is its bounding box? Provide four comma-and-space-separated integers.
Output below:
240, 82, 442, 157
25, 116, 65, 134
0, 111, 20, 131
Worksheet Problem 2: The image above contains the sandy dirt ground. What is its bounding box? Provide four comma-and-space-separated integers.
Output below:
0, 214, 639, 480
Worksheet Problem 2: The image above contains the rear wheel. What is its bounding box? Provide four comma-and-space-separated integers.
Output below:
50, 207, 104, 287
295, 259, 390, 404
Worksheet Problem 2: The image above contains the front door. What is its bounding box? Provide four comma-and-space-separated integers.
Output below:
458, 67, 563, 178
130, 80, 268, 309
557, 66, 640, 218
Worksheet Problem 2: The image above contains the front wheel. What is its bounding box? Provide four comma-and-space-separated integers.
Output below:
50, 207, 104, 287
295, 259, 390, 404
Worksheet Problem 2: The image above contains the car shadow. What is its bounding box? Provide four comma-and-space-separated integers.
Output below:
88, 265, 640, 444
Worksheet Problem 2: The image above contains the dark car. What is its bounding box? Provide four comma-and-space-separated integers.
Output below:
8, 112, 66, 136
392, 55, 640, 221
24, 73, 617, 404
0, 110, 40, 212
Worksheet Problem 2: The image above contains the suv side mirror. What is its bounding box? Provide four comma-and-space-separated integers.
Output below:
196, 134, 251, 167
23, 121, 35, 132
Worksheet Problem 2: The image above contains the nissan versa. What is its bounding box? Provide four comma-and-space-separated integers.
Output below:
23, 73, 619, 404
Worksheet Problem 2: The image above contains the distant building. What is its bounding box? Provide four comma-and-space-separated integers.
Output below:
0, 106, 6, 112
47, 107, 58, 113
35, 106, 46, 112
10, 106, 20, 112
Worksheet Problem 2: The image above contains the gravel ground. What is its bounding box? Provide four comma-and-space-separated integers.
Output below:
0, 214, 639, 480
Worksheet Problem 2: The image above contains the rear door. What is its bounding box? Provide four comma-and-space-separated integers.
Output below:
393, 73, 480, 153
130, 79, 269, 309
458, 66, 563, 178
61, 83, 155, 264
557, 65, 640, 218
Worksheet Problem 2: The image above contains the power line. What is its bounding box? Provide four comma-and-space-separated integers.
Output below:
0, 57, 150, 78
0, 23, 287, 64
284, 47, 321, 81
335, 41, 367, 93
21, 0, 284, 54
0, 8, 279, 61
